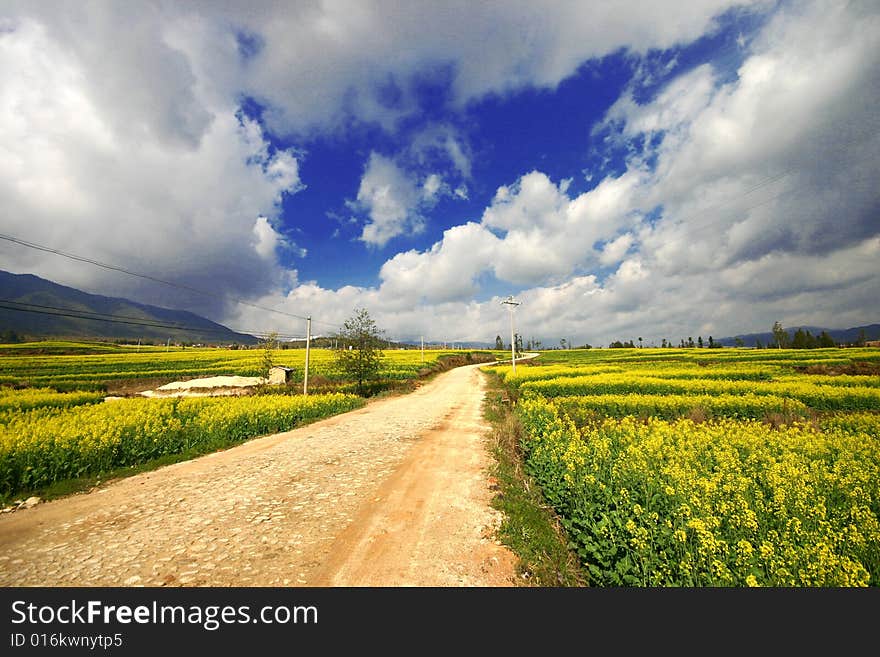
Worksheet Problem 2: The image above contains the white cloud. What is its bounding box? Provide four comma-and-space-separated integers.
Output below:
409, 124, 473, 179
422, 174, 444, 201
353, 148, 470, 246
599, 233, 634, 266
354, 153, 425, 247
482, 171, 569, 233
178, 0, 761, 136
0, 18, 304, 317
252, 216, 280, 259
378, 222, 500, 306
235, 1, 880, 347
349, 167, 645, 304
601, 64, 717, 145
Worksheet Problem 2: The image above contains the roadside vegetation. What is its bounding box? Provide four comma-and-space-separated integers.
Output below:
482, 371, 589, 586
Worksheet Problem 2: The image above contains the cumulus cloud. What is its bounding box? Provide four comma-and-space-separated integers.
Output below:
158, 0, 759, 136
236, 0, 880, 346
378, 223, 501, 306
0, 16, 304, 318
374, 168, 645, 299
352, 153, 427, 247
352, 148, 470, 246
2, 0, 877, 347
599, 233, 635, 266
627, 0, 880, 273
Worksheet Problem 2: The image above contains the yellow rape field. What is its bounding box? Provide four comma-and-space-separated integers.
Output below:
0, 345, 484, 390
494, 347, 880, 586
0, 393, 363, 498
516, 397, 879, 586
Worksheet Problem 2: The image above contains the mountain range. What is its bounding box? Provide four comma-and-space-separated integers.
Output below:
716, 325, 880, 347
0, 270, 258, 344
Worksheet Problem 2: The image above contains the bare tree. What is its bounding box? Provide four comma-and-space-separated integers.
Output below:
259, 331, 279, 378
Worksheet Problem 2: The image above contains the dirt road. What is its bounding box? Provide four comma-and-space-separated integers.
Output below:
0, 364, 517, 587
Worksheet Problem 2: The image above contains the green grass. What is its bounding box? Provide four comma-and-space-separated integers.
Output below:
12, 449, 212, 505
482, 370, 588, 586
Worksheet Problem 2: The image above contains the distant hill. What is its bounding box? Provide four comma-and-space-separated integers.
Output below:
0, 270, 258, 345
717, 324, 880, 347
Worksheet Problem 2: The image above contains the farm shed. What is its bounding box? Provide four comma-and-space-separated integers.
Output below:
268, 366, 295, 385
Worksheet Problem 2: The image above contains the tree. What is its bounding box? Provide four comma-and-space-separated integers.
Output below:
818, 331, 836, 348
638, 337, 643, 349
259, 331, 280, 379
495, 335, 504, 350
708, 336, 714, 348
698, 336, 704, 349
772, 321, 787, 349
560, 338, 566, 350
0, 329, 24, 344
734, 337, 745, 348
661, 338, 667, 348
791, 328, 808, 349
333, 308, 385, 396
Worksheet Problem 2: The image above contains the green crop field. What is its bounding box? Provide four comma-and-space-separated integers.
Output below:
489, 347, 880, 586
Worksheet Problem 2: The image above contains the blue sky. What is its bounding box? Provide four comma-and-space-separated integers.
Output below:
1, 1, 878, 345
262, 7, 763, 293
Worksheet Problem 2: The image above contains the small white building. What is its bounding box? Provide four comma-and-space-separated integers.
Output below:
268, 366, 294, 385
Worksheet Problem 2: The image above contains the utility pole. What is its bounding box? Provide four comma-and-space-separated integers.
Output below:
303, 316, 311, 396
501, 296, 521, 373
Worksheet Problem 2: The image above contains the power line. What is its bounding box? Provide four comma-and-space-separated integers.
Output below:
0, 233, 316, 323
1, 299, 427, 346
0, 300, 306, 340
38, 301, 310, 339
